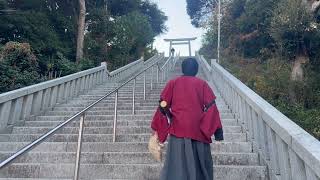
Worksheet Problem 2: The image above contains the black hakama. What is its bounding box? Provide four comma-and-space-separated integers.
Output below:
160, 135, 213, 180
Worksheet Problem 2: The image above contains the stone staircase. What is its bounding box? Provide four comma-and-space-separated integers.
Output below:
0, 59, 267, 179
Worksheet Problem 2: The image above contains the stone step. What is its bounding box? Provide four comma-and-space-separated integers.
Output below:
55, 103, 230, 112
0, 179, 71, 180
71, 97, 161, 102
76, 95, 226, 101
0, 141, 253, 153
45, 110, 155, 116
0, 133, 247, 142
67, 98, 228, 105
56, 102, 158, 107
24, 119, 239, 127
0, 152, 259, 165
33, 114, 235, 122
0, 163, 267, 180
12, 126, 242, 134
53, 106, 157, 111
93, 84, 165, 89
44, 111, 234, 118
88, 88, 163, 93
55, 101, 229, 109
74, 100, 227, 107
52, 106, 231, 113
64, 101, 228, 109
78, 93, 163, 97
86, 90, 163, 95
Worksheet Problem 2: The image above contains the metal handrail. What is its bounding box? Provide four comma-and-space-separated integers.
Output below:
106, 58, 142, 76
161, 55, 173, 70
0, 53, 175, 180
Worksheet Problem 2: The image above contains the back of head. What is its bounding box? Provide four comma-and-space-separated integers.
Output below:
182, 58, 199, 76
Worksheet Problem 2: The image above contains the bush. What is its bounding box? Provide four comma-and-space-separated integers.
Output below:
221, 54, 320, 140
0, 42, 41, 93
54, 52, 78, 76
78, 58, 95, 71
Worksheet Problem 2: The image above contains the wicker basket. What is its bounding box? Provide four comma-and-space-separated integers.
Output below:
148, 134, 163, 162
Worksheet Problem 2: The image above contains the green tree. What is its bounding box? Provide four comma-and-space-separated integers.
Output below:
0, 42, 41, 93
109, 11, 154, 68
186, 0, 216, 27
0, 0, 167, 92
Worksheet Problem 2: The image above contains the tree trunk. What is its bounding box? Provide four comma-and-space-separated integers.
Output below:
289, 52, 309, 103
290, 55, 308, 81
311, 0, 320, 13
76, 0, 86, 64
303, 0, 320, 14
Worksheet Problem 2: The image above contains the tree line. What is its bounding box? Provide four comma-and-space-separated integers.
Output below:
0, 0, 167, 93
186, 0, 320, 139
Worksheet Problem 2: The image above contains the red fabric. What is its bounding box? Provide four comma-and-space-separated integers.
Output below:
151, 76, 223, 143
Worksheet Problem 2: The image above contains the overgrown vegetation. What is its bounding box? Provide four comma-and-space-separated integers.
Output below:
187, 0, 320, 139
0, 0, 167, 93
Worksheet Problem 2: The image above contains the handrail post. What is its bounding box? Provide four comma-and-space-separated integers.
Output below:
74, 114, 85, 180
132, 78, 136, 115
161, 69, 164, 82
157, 66, 159, 83
143, 71, 146, 100
151, 66, 153, 90
166, 67, 169, 80
113, 91, 118, 142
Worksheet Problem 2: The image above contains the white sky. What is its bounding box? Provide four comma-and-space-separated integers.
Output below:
152, 0, 205, 56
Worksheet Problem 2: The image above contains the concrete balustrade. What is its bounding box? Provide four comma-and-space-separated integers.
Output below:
107, 54, 164, 83
196, 52, 320, 180
0, 54, 162, 134
0, 64, 107, 133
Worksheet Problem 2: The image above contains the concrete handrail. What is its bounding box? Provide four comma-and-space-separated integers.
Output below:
0, 54, 162, 133
196, 52, 320, 180
0, 64, 107, 133
0, 66, 106, 104
108, 58, 143, 76
106, 54, 162, 82
144, 53, 162, 65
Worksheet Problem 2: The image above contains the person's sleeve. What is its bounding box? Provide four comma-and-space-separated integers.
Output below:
200, 82, 224, 141
150, 80, 174, 143
160, 80, 174, 108
151, 108, 170, 143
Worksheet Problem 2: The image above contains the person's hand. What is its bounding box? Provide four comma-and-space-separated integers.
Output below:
159, 142, 165, 148
152, 130, 157, 137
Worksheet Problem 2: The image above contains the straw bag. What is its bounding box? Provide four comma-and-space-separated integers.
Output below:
148, 133, 163, 162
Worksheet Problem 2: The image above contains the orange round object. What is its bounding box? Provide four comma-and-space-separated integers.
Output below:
160, 101, 167, 108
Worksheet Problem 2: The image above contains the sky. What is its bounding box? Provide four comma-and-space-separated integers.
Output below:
151, 0, 205, 56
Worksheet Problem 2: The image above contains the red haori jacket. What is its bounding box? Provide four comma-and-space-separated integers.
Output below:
151, 76, 223, 144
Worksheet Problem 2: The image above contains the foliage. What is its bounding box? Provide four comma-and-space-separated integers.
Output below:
84, 8, 115, 66
140, 1, 168, 35
114, 12, 154, 55
194, 0, 320, 139
0, 0, 167, 93
270, 0, 313, 58
0, 42, 41, 93
186, 0, 215, 27
221, 55, 320, 139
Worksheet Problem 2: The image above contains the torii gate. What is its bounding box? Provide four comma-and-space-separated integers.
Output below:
164, 37, 197, 57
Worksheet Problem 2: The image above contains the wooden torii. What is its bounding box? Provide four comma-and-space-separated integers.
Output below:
164, 37, 197, 57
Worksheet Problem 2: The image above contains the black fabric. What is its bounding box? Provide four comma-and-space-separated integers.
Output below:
214, 128, 224, 141
158, 100, 173, 121
182, 58, 199, 76
160, 135, 213, 180
203, 100, 216, 112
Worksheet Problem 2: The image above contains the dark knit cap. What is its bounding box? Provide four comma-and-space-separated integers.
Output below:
182, 58, 199, 76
